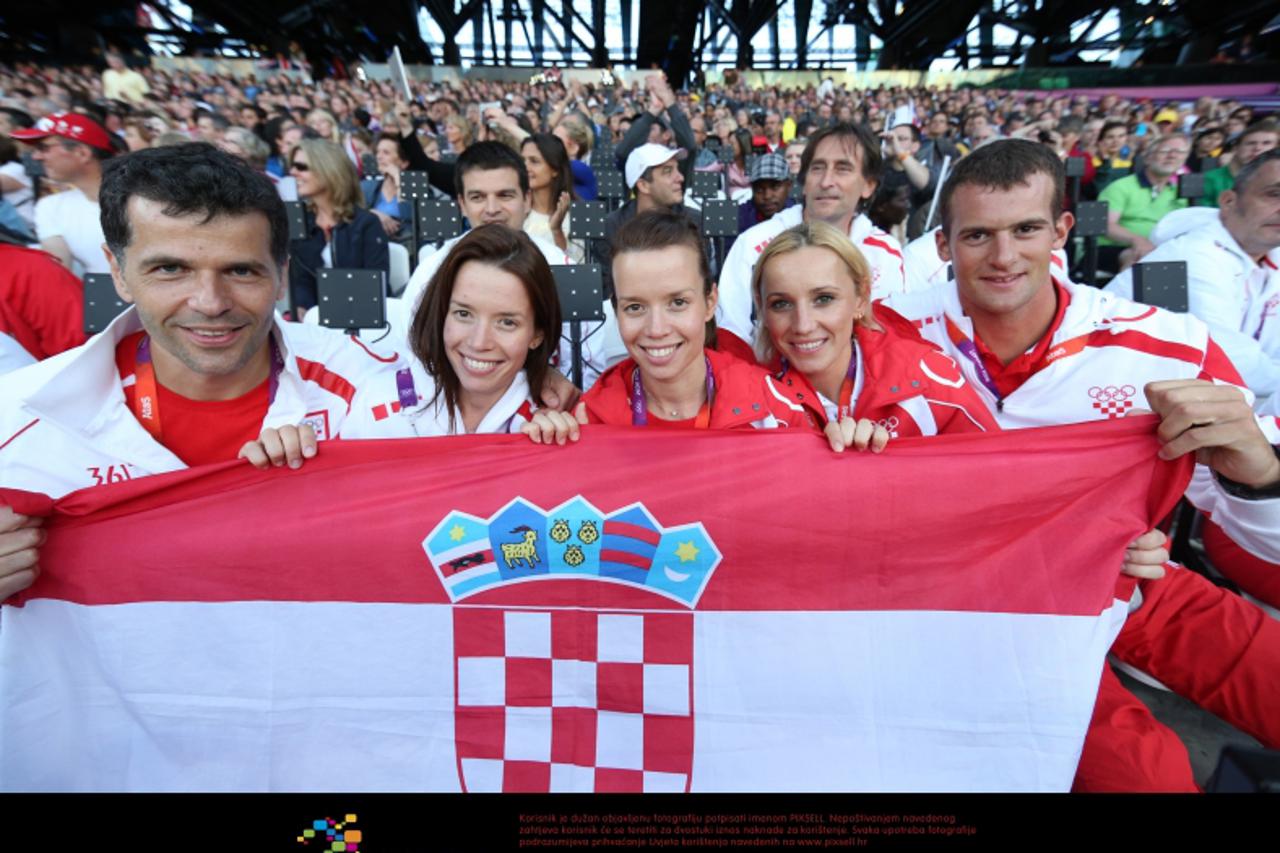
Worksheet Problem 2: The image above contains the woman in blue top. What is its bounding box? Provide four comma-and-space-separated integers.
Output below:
287, 139, 390, 313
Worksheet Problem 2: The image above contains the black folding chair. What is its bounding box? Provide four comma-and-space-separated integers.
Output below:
570, 201, 609, 266
595, 169, 627, 211
1131, 261, 1189, 313
690, 170, 722, 200
1072, 200, 1109, 288
553, 264, 607, 389
698, 199, 739, 280
416, 199, 463, 252
83, 273, 129, 334
317, 268, 388, 334
1178, 172, 1207, 202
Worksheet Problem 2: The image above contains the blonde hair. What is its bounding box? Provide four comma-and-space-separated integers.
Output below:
557, 113, 594, 157
295, 138, 364, 224
305, 108, 341, 143
750, 221, 878, 362
445, 114, 475, 149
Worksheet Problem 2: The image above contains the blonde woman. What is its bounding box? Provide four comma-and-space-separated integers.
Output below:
287, 138, 389, 312
305, 108, 341, 144
752, 221, 997, 438
443, 114, 473, 159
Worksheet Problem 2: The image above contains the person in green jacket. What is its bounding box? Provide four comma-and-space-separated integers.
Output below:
1199, 120, 1279, 206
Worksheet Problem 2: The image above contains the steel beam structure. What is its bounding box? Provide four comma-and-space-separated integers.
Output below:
1, 1, 1275, 74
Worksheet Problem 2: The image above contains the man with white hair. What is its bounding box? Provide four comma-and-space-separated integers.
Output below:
1108, 150, 1280, 400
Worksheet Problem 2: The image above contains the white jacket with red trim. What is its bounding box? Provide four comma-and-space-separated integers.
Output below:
340, 360, 537, 438
715, 206, 906, 347
885, 280, 1280, 564
0, 309, 395, 499
1105, 215, 1280, 401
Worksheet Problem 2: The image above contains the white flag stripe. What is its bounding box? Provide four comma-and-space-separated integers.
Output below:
0, 598, 1125, 792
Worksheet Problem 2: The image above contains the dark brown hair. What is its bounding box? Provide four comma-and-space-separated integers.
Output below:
938, 138, 1065, 235
797, 121, 883, 188
609, 209, 717, 347
410, 224, 562, 430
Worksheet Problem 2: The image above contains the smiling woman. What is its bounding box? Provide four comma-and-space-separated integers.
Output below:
522, 210, 817, 444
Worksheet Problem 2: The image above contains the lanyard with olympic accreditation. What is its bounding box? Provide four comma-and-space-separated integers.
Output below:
131, 334, 285, 441
629, 356, 716, 429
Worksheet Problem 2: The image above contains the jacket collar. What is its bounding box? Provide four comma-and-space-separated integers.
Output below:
24, 307, 303, 437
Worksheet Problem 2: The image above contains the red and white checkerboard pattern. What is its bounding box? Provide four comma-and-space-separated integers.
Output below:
1091, 397, 1134, 419
452, 606, 694, 792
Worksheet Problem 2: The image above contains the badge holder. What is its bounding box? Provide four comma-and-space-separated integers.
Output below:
595, 169, 627, 211
1072, 200, 1109, 288
83, 273, 129, 334
570, 201, 608, 265
698, 199, 739, 280
318, 269, 388, 336
553, 264, 606, 390
1132, 261, 1188, 313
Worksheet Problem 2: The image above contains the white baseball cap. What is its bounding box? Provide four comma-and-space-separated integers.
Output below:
624, 143, 687, 189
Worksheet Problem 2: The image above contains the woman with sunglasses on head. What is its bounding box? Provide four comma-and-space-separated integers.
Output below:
287, 138, 389, 315
525, 210, 885, 449
241, 225, 562, 466
753, 221, 999, 441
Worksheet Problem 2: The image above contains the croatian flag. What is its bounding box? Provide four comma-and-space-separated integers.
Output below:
0, 420, 1189, 792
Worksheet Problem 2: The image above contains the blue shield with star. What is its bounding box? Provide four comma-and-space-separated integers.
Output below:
647, 523, 721, 606
423, 511, 500, 600
490, 498, 550, 580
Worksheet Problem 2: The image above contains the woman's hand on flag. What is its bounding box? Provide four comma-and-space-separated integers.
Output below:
239, 424, 318, 470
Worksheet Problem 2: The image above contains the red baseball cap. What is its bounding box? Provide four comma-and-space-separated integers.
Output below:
9, 111, 116, 153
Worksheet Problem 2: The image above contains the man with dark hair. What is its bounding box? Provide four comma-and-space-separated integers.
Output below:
0, 143, 398, 599
716, 122, 905, 351
1055, 115, 1096, 190
403, 141, 562, 311
1092, 120, 1133, 192
730, 152, 795, 248
590, 144, 699, 299
1198, 120, 1279, 207
10, 112, 117, 273
887, 138, 1280, 792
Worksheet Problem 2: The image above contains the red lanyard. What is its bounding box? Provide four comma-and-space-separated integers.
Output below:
131, 334, 283, 441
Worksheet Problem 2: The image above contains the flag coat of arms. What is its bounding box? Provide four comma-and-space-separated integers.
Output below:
0, 420, 1189, 792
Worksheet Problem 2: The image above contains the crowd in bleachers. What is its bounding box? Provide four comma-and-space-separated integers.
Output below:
2, 52, 1280, 793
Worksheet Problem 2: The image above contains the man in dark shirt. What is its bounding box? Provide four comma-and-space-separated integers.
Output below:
728, 153, 794, 252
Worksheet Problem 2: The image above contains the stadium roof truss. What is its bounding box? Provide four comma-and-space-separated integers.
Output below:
1, 1, 1274, 77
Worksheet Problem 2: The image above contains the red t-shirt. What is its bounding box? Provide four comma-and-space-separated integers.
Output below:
115, 332, 270, 467
972, 283, 1072, 399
